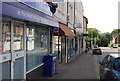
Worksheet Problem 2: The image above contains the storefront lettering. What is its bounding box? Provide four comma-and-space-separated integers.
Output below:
17, 0, 52, 16
17, 10, 41, 22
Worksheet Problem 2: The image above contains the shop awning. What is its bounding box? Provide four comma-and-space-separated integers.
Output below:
59, 24, 75, 36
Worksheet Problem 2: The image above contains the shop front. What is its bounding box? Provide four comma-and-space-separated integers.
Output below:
76, 32, 84, 54
0, 1, 58, 80
59, 24, 75, 64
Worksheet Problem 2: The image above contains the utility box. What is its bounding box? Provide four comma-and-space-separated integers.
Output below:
43, 54, 57, 77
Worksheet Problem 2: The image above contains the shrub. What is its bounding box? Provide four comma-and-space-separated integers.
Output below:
108, 43, 113, 47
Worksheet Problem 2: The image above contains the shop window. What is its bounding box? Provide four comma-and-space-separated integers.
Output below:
67, 39, 71, 57
26, 26, 49, 71
13, 24, 24, 51
61, 36, 65, 58
54, 36, 62, 62
0, 22, 2, 54
81, 39, 83, 48
2, 22, 11, 54
54, 36, 59, 55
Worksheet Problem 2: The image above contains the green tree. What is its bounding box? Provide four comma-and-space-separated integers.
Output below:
111, 29, 120, 34
88, 28, 100, 47
88, 28, 100, 38
96, 32, 112, 47
88, 28, 112, 47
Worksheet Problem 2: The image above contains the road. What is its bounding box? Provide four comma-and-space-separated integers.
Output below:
40, 47, 119, 79
93, 47, 119, 79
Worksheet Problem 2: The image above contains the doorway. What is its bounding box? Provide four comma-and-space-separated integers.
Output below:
1, 19, 26, 79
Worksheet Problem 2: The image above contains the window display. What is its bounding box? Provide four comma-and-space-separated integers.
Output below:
2, 22, 11, 54
27, 28, 35, 51
13, 24, 24, 51
26, 26, 49, 71
61, 36, 65, 58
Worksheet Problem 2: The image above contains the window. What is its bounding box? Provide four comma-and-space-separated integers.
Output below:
102, 55, 111, 68
59, 3, 64, 12
69, 5, 73, 24
61, 36, 65, 58
13, 23, 24, 51
54, 36, 59, 59
2, 21, 11, 54
26, 26, 49, 71
114, 58, 120, 71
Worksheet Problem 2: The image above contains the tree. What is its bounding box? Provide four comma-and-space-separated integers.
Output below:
111, 29, 120, 34
88, 28, 100, 47
88, 28, 100, 38
96, 32, 112, 47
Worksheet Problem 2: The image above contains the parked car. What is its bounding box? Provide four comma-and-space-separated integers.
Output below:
92, 47, 102, 55
98, 54, 120, 80
113, 44, 120, 48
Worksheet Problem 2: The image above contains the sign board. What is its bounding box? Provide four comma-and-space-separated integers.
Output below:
53, 27, 59, 34
17, 0, 52, 16
74, 23, 82, 28
1, 2, 59, 27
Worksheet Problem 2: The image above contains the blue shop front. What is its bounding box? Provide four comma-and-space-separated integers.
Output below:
0, 0, 59, 80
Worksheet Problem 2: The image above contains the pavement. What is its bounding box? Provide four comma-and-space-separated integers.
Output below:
40, 50, 100, 79
39, 47, 119, 79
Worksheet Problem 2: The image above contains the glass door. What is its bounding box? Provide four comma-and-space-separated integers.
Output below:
11, 21, 26, 79
0, 20, 26, 80
1, 20, 11, 80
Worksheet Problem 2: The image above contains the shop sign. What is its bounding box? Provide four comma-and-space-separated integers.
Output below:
53, 27, 59, 34
74, 23, 82, 28
1, 2, 59, 27
17, 10, 41, 22
17, 0, 52, 16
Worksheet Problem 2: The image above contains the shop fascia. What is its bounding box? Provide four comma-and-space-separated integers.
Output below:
17, 0, 52, 16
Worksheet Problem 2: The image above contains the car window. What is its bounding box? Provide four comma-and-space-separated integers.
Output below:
102, 55, 109, 63
114, 58, 120, 71
102, 55, 111, 68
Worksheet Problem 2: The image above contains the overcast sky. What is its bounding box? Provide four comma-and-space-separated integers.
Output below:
81, 0, 119, 33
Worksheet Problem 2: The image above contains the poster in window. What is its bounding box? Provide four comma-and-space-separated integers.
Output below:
16, 27, 19, 36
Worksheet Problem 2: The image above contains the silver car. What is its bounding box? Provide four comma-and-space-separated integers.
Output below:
98, 54, 120, 80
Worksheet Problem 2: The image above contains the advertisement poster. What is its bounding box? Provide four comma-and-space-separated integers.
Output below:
0, 45, 2, 52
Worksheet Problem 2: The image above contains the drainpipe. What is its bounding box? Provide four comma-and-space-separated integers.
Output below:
74, 0, 77, 57
66, 0, 68, 63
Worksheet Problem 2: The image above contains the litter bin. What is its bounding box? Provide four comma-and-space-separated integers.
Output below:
43, 53, 57, 77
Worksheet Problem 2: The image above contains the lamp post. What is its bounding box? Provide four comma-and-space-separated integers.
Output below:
91, 30, 93, 48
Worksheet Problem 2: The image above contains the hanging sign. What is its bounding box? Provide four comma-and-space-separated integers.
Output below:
53, 27, 59, 34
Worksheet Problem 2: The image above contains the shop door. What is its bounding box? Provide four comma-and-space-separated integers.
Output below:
1, 20, 26, 80
11, 21, 26, 79
67, 38, 74, 62
1, 20, 11, 80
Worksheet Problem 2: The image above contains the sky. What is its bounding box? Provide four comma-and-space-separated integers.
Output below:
81, 0, 119, 33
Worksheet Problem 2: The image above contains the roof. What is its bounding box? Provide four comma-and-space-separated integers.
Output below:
112, 33, 120, 39
110, 54, 120, 58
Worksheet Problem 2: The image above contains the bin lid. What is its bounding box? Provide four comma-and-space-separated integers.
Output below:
45, 53, 57, 57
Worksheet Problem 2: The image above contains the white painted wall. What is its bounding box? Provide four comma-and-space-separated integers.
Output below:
54, 2, 67, 24
75, 1, 84, 33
